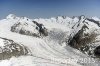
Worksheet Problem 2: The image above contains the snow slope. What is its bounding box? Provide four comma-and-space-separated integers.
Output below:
0, 14, 99, 66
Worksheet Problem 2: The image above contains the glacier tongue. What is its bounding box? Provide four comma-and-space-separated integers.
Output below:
0, 14, 99, 66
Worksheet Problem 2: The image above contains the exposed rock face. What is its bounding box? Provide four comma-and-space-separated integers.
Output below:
94, 46, 100, 57
68, 25, 96, 49
11, 22, 40, 37
11, 21, 48, 37
32, 21, 48, 36
0, 37, 31, 60
68, 15, 99, 56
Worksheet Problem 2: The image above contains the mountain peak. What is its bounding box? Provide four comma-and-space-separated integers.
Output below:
79, 15, 85, 19
6, 14, 17, 19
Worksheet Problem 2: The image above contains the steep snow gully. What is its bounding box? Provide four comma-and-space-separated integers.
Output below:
0, 14, 100, 66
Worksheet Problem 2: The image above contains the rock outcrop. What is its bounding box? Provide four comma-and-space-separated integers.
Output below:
68, 15, 99, 56
11, 20, 48, 37
0, 37, 31, 60
94, 46, 100, 58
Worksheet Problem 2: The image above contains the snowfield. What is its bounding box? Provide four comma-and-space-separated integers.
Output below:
0, 14, 100, 66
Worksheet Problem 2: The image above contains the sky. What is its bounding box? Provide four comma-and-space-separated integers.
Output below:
0, 0, 100, 19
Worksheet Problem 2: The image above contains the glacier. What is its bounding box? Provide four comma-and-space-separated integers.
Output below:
0, 14, 99, 66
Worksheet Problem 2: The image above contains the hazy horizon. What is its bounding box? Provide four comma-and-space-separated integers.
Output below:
0, 0, 100, 19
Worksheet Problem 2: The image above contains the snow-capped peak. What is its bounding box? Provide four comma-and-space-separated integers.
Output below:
6, 14, 17, 19
78, 15, 86, 22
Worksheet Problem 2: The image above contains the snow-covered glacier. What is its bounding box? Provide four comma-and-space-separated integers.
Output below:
0, 14, 100, 66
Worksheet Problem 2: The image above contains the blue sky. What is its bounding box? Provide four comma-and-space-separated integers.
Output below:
0, 0, 100, 19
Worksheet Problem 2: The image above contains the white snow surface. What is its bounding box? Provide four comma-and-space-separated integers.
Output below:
0, 14, 99, 66
0, 38, 5, 47
92, 16, 100, 21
